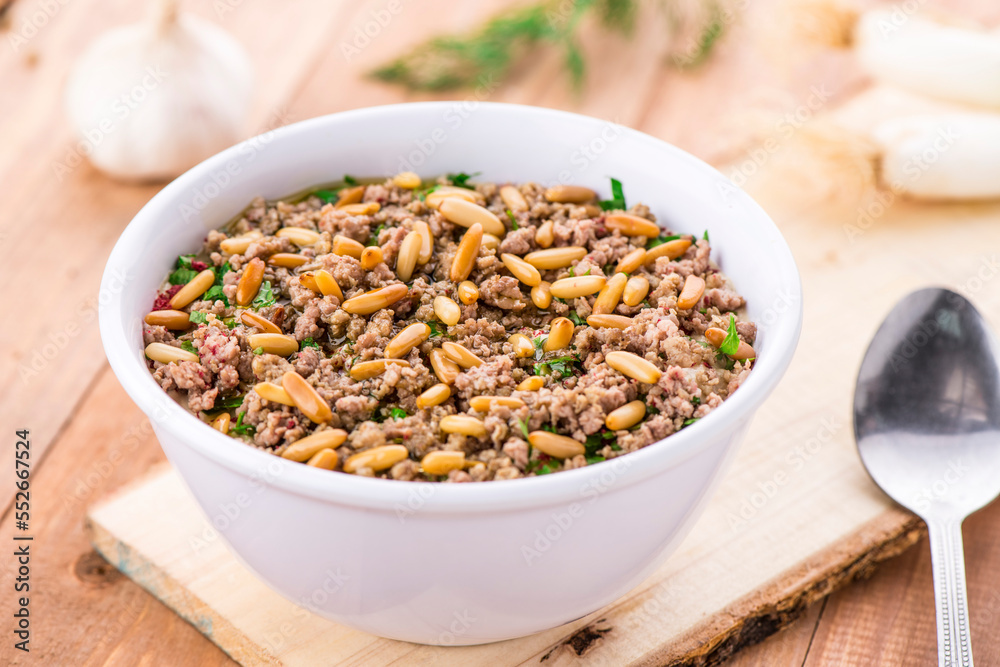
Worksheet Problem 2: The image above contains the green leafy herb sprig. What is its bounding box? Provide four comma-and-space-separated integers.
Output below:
370, 0, 730, 92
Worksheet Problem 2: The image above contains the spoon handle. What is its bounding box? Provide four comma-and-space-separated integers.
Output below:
927, 519, 973, 667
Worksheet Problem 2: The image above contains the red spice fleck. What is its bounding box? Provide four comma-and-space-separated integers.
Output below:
192, 260, 208, 271
286, 419, 297, 429
151, 284, 183, 311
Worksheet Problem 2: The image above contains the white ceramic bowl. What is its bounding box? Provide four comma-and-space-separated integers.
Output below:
100, 102, 802, 645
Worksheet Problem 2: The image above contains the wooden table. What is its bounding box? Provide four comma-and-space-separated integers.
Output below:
4, 0, 1000, 664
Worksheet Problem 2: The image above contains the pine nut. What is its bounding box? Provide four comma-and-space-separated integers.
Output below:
450, 223, 483, 283
282, 371, 332, 423
360, 246, 383, 271
509, 333, 535, 358
396, 231, 421, 281
145, 342, 198, 364
531, 282, 552, 309
593, 272, 627, 314
623, 276, 649, 306
442, 341, 484, 369
417, 383, 451, 409
282, 430, 348, 462
169, 269, 215, 309
414, 220, 434, 264
300, 273, 321, 294
645, 238, 691, 265
587, 314, 633, 329
276, 227, 321, 247
433, 295, 462, 326
313, 270, 343, 300
350, 358, 410, 380
535, 220, 554, 248
549, 275, 606, 299
440, 414, 487, 437
425, 186, 483, 209
481, 233, 501, 251
500, 185, 528, 212
544, 185, 596, 204
429, 349, 460, 384
677, 275, 706, 310
528, 431, 585, 458
421, 450, 466, 475
343, 445, 409, 473
342, 283, 409, 315
606, 400, 646, 431
606, 351, 662, 384
333, 234, 365, 259
616, 247, 646, 274
219, 231, 263, 255
306, 448, 340, 470
211, 413, 230, 434
336, 185, 365, 207
439, 198, 506, 237
457, 281, 479, 305
469, 396, 525, 411
543, 317, 574, 352
605, 213, 660, 238
144, 310, 191, 329
254, 381, 296, 406
523, 246, 588, 270
385, 322, 430, 359
236, 257, 265, 306
339, 202, 380, 216
517, 376, 545, 391
248, 333, 299, 356
501, 253, 541, 287
704, 327, 756, 360
268, 253, 309, 268
393, 171, 421, 189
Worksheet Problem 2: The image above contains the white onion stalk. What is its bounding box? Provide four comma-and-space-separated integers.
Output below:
799, 113, 1000, 201
799, 3, 1000, 109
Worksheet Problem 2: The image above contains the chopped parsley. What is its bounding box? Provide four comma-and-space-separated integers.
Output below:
300, 338, 320, 350
703, 229, 710, 242
189, 311, 209, 325
427, 321, 447, 338
168, 254, 198, 285
682, 418, 700, 427
179, 341, 197, 355
215, 394, 246, 409
646, 234, 681, 249
447, 172, 479, 189
201, 262, 231, 306
391, 407, 407, 420
598, 177, 626, 211
252, 281, 276, 309
531, 336, 547, 360
567, 310, 585, 327
367, 223, 386, 246
567, 266, 591, 278
253, 347, 264, 355
314, 189, 337, 203
343, 174, 359, 186
534, 355, 582, 378
585, 429, 617, 456
719, 313, 740, 356
505, 209, 518, 230
229, 411, 254, 436
691, 396, 701, 406
224, 318, 238, 329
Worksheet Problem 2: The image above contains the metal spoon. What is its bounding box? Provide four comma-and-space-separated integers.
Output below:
854, 287, 1000, 667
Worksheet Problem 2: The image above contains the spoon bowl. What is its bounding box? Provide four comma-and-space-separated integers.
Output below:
855, 287, 1000, 666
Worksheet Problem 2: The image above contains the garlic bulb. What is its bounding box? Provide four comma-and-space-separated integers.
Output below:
65, 0, 254, 182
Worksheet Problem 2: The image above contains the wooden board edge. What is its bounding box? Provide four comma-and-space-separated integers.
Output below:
86, 488, 284, 666
656, 510, 925, 667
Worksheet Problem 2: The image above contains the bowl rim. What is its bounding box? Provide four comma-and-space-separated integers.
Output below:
99, 101, 803, 513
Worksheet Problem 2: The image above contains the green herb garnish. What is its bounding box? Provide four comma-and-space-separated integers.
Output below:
531, 336, 547, 361
598, 177, 626, 211
252, 281, 276, 309
343, 174, 359, 186
314, 189, 337, 203
391, 407, 407, 420
506, 209, 519, 230
168, 254, 198, 285
215, 394, 246, 409
567, 310, 585, 327
189, 311, 209, 325
646, 234, 681, 249
230, 411, 254, 436
180, 341, 197, 355
253, 347, 264, 355
300, 338, 320, 350
534, 355, 581, 378
367, 224, 386, 246
703, 230, 710, 242
719, 313, 740, 356
448, 172, 479, 189
516, 416, 530, 440
682, 417, 700, 427
224, 318, 238, 329
427, 321, 447, 338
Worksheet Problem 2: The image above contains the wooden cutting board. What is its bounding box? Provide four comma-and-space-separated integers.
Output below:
85, 85, 1000, 665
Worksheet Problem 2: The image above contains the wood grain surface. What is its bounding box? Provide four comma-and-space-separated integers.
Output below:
3, 0, 1000, 664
